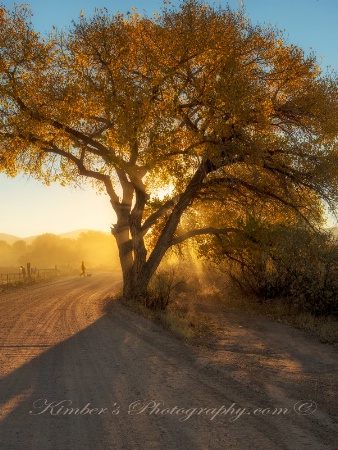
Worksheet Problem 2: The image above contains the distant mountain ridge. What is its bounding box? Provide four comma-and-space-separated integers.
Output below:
0, 233, 23, 245
0, 229, 108, 245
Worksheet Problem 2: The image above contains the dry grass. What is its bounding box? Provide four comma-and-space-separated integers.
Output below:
122, 290, 213, 341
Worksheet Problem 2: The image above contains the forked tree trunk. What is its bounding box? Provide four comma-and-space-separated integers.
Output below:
113, 160, 213, 301
112, 203, 168, 300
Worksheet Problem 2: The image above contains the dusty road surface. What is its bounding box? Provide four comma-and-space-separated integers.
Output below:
0, 273, 337, 449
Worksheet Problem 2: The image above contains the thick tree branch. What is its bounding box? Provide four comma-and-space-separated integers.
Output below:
170, 227, 243, 246
41, 146, 120, 206
12, 92, 117, 161
140, 194, 181, 235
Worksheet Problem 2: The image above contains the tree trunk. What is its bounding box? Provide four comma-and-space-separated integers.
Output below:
129, 187, 148, 290
111, 213, 134, 298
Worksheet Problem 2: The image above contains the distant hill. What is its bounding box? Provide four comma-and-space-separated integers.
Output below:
0, 233, 23, 245
59, 229, 102, 239
0, 229, 108, 245
23, 229, 94, 243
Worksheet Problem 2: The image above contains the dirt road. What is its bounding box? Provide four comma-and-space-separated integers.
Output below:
0, 273, 337, 449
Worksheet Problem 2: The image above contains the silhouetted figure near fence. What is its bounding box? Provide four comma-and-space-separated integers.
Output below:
80, 261, 86, 277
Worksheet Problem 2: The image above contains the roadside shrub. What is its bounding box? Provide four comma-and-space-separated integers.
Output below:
219, 219, 338, 316
145, 266, 185, 310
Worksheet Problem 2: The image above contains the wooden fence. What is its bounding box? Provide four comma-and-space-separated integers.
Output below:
0, 267, 58, 285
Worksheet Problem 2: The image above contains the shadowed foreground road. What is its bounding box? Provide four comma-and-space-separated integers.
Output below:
0, 273, 337, 449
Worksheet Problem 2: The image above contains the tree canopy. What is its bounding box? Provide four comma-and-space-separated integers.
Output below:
0, 1, 337, 299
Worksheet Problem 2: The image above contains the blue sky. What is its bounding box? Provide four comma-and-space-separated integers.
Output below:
0, 0, 337, 237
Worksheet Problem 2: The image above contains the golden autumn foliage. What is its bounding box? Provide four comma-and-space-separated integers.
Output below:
0, 1, 337, 298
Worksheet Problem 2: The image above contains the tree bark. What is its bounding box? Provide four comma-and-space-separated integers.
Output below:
111, 213, 134, 298
129, 186, 149, 295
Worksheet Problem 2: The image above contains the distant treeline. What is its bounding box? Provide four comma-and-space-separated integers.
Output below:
0, 231, 120, 272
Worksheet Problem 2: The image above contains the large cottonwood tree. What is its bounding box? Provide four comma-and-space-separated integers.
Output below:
0, 1, 337, 298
